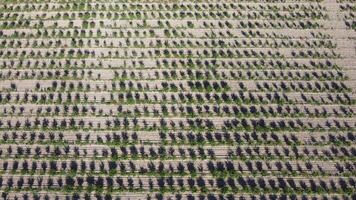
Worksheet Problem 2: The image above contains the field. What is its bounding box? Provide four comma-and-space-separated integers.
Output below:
0, 0, 355, 199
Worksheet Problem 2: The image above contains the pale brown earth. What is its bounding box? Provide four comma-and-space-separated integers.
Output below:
0, 0, 355, 199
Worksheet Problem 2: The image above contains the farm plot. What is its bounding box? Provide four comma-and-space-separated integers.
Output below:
0, 0, 355, 199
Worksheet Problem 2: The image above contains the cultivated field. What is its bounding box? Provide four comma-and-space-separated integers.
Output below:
0, 0, 355, 199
